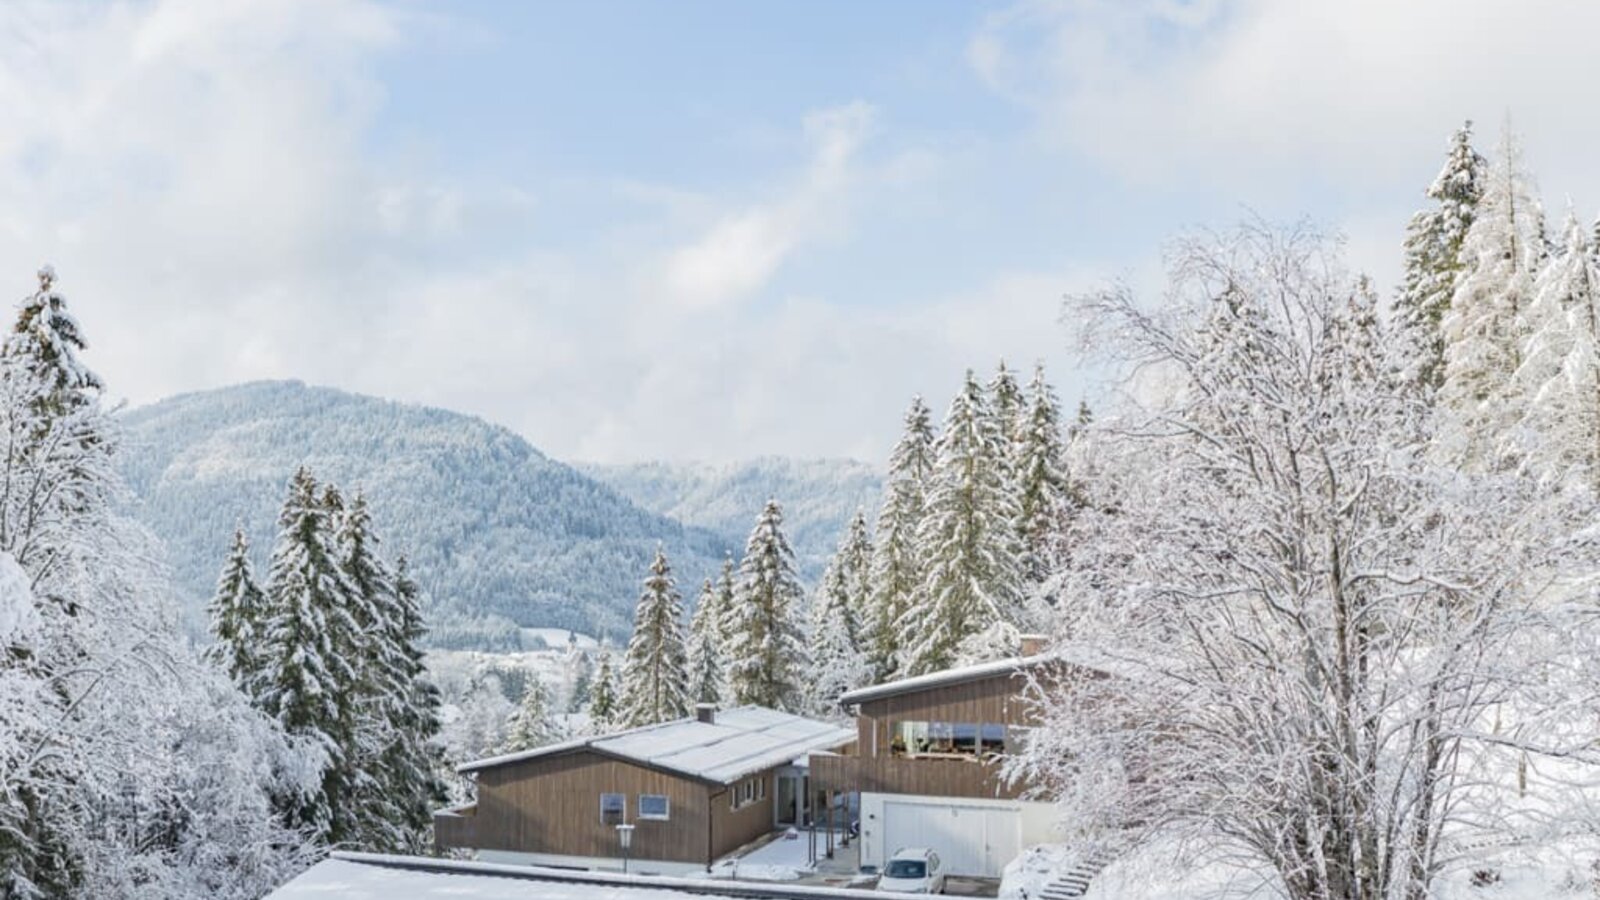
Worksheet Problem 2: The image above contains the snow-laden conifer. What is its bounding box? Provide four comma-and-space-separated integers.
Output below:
1438, 127, 1545, 469
589, 652, 620, 732
988, 359, 1024, 467
502, 679, 558, 752
864, 397, 935, 680
258, 467, 364, 844
207, 525, 268, 690
686, 578, 726, 705
1014, 363, 1067, 584
804, 515, 872, 716
902, 371, 1026, 674
618, 547, 690, 726
7, 265, 102, 418
1397, 122, 1487, 392
1508, 212, 1600, 489
726, 500, 808, 711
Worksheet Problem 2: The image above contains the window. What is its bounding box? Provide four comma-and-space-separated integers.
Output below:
980, 723, 1006, 756
729, 776, 765, 810
600, 792, 625, 825
892, 721, 1008, 760
886, 860, 927, 879
638, 794, 670, 820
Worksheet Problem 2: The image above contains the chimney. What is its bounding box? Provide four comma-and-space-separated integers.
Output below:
696, 703, 717, 725
1019, 634, 1049, 658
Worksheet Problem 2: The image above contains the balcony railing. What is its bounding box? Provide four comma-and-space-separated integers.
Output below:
433, 803, 477, 850
809, 753, 1029, 800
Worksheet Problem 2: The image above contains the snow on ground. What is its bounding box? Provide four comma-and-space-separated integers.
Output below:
1004, 839, 1600, 900
710, 828, 850, 882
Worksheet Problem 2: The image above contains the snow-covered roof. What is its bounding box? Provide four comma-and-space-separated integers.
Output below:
269, 852, 903, 900
458, 706, 855, 784
837, 655, 1048, 706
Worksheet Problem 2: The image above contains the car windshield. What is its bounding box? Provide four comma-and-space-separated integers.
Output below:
886, 860, 927, 879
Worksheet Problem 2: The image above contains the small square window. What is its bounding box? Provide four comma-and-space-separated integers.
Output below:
639, 794, 670, 820
600, 792, 625, 825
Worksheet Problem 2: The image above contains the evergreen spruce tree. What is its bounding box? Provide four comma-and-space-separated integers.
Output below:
804, 516, 873, 715
988, 359, 1025, 467
502, 679, 557, 752
1396, 122, 1488, 392
1510, 211, 1600, 488
381, 555, 446, 851
1014, 363, 1068, 584
1439, 126, 1546, 470
258, 467, 364, 845
589, 652, 620, 732
726, 500, 809, 711
903, 370, 1027, 674
864, 397, 935, 680
7, 265, 102, 418
206, 525, 267, 690
686, 578, 726, 706
618, 548, 691, 727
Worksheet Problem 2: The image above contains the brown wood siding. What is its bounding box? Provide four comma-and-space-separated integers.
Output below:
465, 750, 713, 864
855, 669, 1040, 758
809, 753, 1026, 799
708, 770, 778, 862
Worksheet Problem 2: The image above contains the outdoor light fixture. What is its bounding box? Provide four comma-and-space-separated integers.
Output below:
616, 822, 635, 874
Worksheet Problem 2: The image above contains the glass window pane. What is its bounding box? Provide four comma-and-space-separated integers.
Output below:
600, 793, 625, 824
639, 794, 670, 819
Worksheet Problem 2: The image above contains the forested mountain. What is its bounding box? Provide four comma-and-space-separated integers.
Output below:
580, 457, 882, 581
118, 381, 735, 647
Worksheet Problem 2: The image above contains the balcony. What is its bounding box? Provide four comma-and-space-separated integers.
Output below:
808, 753, 1029, 800
433, 803, 477, 850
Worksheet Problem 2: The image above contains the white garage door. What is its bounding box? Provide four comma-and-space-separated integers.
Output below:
882, 801, 1021, 877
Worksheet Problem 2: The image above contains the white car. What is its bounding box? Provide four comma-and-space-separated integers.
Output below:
878, 847, 947, 894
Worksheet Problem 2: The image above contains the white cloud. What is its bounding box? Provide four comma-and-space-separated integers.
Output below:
972, 0, 1600, 199
0, 3, 1092, 466
662, 101, 875, 310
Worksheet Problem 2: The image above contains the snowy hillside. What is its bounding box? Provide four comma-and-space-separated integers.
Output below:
118, 381, 735, 646
580, 458, 882, 580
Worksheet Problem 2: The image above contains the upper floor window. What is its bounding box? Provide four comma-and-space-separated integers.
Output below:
890, 721, 1007, 759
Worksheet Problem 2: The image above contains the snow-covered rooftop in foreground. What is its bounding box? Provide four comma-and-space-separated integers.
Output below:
269, 853, 898, 900
458, 706, 855, 784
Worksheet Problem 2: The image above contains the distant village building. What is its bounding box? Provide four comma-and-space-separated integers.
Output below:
436, 706, 855, 874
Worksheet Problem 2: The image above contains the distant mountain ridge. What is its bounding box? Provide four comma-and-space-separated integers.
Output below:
118, 380, 736, 647
580, 457, 883, 581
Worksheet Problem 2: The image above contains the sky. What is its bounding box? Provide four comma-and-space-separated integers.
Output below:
1, 0, 1597, 464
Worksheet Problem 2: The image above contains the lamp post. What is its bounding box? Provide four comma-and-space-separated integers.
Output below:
616, 822, 635, 874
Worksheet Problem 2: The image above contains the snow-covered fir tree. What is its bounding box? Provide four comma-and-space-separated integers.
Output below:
502, 679, 557, 752
258, 467, 365, 845
804, 514, 873, 716
1509, 211, 1600, 489
1014, 363, 1067, 584
0, 268, 314, 898
382, 556, 445, 850
987, 359, 1025, 465
1438, 127, 1545, 470
618, 547, 690, 726
726, 500, 809, 711
8, 265, 103, 419
589, 652, 620, 732
902, 370, 1027, 674
1397, 121, 1488, 392
206, 525, 268, 690
686, 578, 726, 706
864, 396, 935, 680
